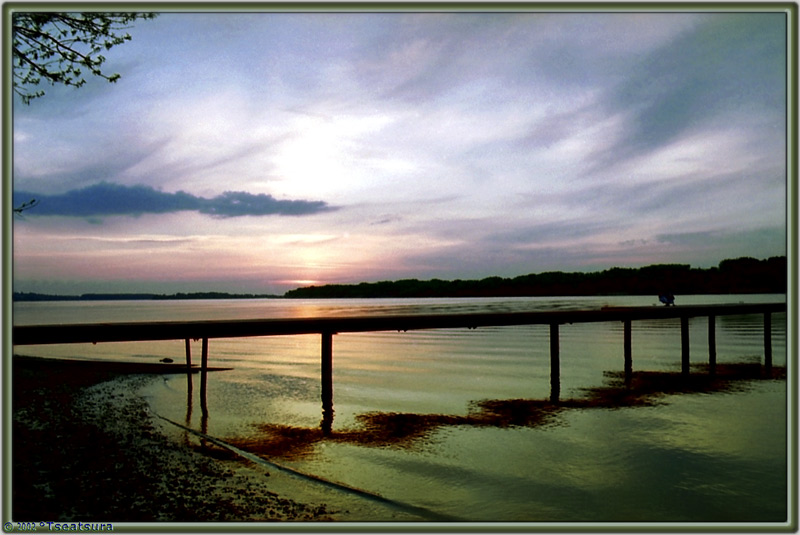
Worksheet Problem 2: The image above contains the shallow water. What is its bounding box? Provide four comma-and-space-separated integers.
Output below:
13, 295, 789, 523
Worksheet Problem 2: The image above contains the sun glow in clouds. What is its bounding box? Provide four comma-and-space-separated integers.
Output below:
272, 111, 399, 199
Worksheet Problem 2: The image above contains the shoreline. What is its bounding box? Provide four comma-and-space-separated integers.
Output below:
10, 355, 338, 522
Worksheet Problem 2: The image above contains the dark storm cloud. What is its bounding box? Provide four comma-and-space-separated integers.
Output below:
13, 182, 336, 219
199, 190, 334, 217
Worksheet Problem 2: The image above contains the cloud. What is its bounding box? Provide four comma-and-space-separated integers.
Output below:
655, 227, 786, 252
598, 13, 785, 170
13, 182, 336, 219
485, 220, 620, 247
10, 13, 788, 296
199, 190, 333, 217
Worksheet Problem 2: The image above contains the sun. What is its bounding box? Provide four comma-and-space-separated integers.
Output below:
290, 279, 320, 286
271, 112, 395, 198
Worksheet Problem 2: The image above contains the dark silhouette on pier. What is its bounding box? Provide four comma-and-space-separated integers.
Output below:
659, 293, 675, 306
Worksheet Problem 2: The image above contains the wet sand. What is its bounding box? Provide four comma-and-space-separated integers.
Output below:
10, 355, 339, 523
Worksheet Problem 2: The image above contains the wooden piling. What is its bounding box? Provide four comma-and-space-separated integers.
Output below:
321, 331, 334, 433
550, 323, 560, 403
708, 315, 716, 375
185, 338, 192, 368
201, 338, 208, 370
764, 313, 772, 374
185, 373, 193, 426
681, 317, 690, 375
200, 338, 209, 417
623, 319, 632, 382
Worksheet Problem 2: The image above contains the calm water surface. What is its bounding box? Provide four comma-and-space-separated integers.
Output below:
14, 295, 789, 523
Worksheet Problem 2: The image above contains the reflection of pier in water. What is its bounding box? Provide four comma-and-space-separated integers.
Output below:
12, 302, 786, 434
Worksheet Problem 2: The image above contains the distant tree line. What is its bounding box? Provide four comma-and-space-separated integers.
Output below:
284, 256, 787, 299
12, 256, 787, 302
150, 292, 281, 300
12, 291, 280, 302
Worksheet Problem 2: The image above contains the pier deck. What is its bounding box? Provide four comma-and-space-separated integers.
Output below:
12, 302, 787, 345
12, 302, 787, 430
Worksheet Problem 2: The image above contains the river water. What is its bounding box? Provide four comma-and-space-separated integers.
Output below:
13, 294, 789, 524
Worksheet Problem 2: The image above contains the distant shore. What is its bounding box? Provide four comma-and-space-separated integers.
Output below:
14, 255, 786, 302
10, 355, 335, 522
12, 291, 281, 302
285, 257, 786, 298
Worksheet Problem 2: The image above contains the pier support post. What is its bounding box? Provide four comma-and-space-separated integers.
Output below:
321, 331, 334, 434
200, 338, 209, 418
185, 338, 192, 368
764, 313, 772, 374
623, 320, 632, 384
550, 323, 560, 403
681, 317, 690, 375
708, 315, 716, 375
185, 339, 194, 425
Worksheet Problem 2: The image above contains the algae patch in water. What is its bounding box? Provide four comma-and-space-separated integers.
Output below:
226, 361, 783, 461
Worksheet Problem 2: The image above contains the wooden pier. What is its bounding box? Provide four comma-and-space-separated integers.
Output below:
12, 302, 786, 430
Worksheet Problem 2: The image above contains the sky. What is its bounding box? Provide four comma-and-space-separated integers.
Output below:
11, 9, 789, 295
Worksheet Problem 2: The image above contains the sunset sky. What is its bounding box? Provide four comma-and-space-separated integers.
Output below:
12, 9, 788, 295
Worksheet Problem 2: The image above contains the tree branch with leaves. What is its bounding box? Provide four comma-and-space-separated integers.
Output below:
13, 198, 39, 214
12, 12, 157, 104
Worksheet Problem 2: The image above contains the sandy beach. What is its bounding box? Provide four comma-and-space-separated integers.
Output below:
10, 355, 343, 523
